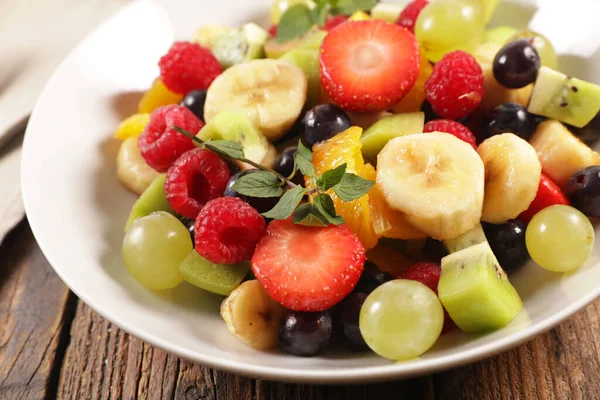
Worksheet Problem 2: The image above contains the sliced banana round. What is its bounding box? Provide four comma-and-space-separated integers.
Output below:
204, 59, 307, 141
117, 137, 159, 195
478, 133, 541, 223
220, 280, 286, 350
376, 132, 484, 240
530, 119, 600, 187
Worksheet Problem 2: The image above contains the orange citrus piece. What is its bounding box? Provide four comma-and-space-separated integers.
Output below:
366, 244, 414, 277
114, 113, 150, 140
138, 79, 183, 114
391, 50, 432, 113
310, 127, 378, 250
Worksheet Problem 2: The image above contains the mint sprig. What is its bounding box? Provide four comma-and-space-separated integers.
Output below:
173, 126, 375, 227
276, 0, 377, 43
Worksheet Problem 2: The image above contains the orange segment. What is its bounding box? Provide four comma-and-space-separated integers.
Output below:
391, 50, 432, 113
138, 79, 183, 114
369, 182, 428, 240
311, 127, 378, 250
366, 244, 414, 277
114, 113, 150, 140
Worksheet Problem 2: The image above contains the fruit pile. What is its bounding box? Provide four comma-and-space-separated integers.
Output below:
114, 0, 600, 361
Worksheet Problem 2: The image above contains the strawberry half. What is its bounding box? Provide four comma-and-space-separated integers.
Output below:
320, 20, 420, 112
518, 174, 570, 223
251, 219, 366, 312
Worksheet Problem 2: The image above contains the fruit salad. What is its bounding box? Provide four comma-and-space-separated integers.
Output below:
114, 0, 600, 361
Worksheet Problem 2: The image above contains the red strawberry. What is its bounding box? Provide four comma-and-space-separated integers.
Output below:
518, 174, 570, 223
396, 0, 429, 33
251, 219, 366, 312
320, 20, 420, 112
323, 15, 348, 31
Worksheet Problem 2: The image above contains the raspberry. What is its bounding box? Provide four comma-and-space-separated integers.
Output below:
323, 15, 348, 31
165, 148, 230, 219
159, 41, 223, 95
425, 51, 484, 120
401, 262, 455, 333
396, 0, 429, 33
424, 119, 477, 149
138, 105, 203, 172
195, 197, 266, 264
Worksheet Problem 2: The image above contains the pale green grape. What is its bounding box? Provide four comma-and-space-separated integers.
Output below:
415, 0, 485, 62
483, 26, 518, 46
123, 211, 192, 289
526, 205, 594, 272
478, 0, 499, 24
359, 280, 444, 360
509, 29, 559, 69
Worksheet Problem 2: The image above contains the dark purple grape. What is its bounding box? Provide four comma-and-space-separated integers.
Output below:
482, 220, 529, 271
336, 292, 369, 351
301, 104, 351, 148
493, 39, 540, 89
421, 100, 440, 123
223, 170, 278, 214
180, 90, 207, 121
354, 262, 393, 293
273, 146, 304, 184
565, 166, 600, 216
480, 102, 536, 142
279, 311, 333, 356
568, 112, 600, 146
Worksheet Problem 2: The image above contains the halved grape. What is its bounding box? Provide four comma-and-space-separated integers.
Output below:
123, 211, 192, 289
525, 205, 594, 272
359, 279, 444, 360
415, 0, 485, 62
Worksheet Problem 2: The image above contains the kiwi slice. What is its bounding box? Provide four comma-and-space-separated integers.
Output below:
443, 223, 487, 253
528, 66, 600, 128
438, 241, 523, 333
279, 48, 320, 107
179, 250, 250, 296
370, 2, 407, 23
360, 112, 425, 160
212, 23, 269, 68
125, 174, 174, 231
264, 29, 327, 59
198, 111, 270, 166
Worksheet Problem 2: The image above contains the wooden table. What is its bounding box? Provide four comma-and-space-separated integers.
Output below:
2, 219, 600, 400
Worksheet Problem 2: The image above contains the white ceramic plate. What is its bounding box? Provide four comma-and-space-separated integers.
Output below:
21, 0, 600, 383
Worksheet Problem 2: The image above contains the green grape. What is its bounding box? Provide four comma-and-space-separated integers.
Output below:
415, 0, 485, 63
483, 26, 518, 46
526, 205, 594, 272
509, 29, 559, 69
123, 211, 192, 289
478, 0, 499, 24
359, 280, 444, 360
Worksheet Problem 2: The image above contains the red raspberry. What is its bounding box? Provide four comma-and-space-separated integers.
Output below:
165, 148, 230, 219
401, 262, 456, 333
138, 105, 203, 172
195, 197, 266, 264
396, 0, 429, 33
159, 41, 222, 95
268, 25, 278, 37
424, 119, 477, 149
425, 51, 484, 120
323, 15, 348, 31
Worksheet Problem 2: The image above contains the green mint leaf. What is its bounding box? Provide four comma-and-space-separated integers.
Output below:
295, 152, 317, 180
330, 0, 376, 15
332, 173, 376, 201
203, 140, 244, 160
293, 203, 328, 226
297, 140, 313, 162
313, 194, 344, 225
262, 186, 306, 219
317, 163, 347, 191
231, 171, 283, 198
314, 0, 328, 6
311, 4, 328, 26
277, 4, 314, 43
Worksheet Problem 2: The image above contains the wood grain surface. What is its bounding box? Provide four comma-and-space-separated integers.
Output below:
1, 220, 599, 400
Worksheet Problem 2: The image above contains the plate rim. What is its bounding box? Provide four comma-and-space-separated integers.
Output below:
20, 0, 600, 384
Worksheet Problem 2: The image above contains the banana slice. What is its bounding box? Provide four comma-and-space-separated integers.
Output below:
117, 137, 159, 195
478, 133, 541, 223
376, 132, 484, 240
204, 59, 307, 141
530, 119, 600, 187
220, 280, 286, 350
